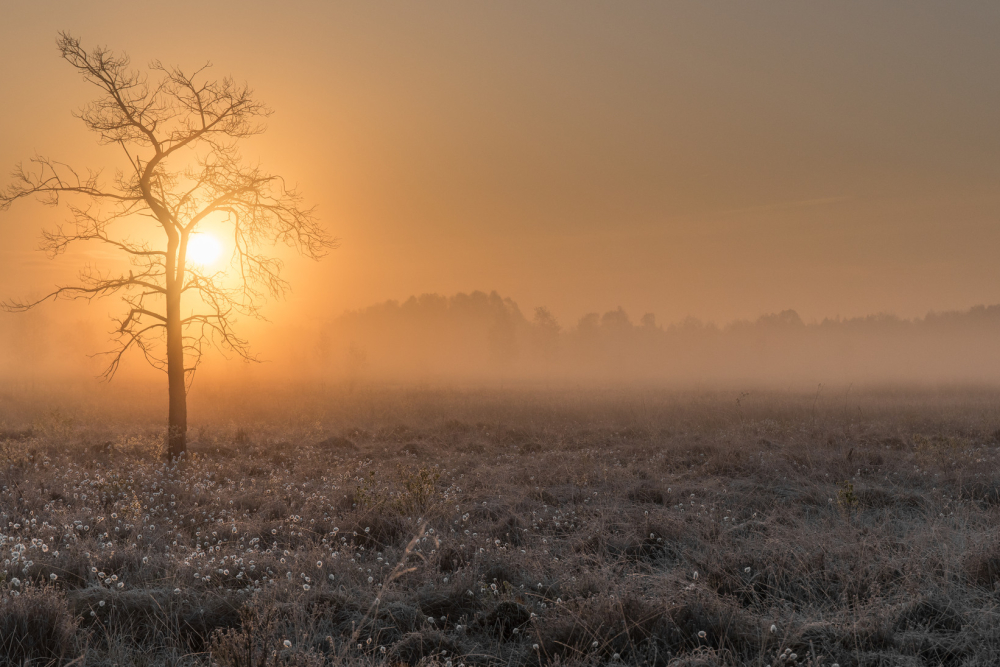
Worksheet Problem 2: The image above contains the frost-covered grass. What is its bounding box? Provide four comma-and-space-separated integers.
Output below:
3, 386, 1000, 666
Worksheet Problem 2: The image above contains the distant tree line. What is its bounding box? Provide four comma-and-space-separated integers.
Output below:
320, 292, 1000, 385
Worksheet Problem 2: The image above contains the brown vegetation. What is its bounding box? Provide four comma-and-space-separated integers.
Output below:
1, 386, 1000, 665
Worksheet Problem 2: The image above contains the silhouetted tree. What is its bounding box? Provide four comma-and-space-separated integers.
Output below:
0, 34, 334, 457
530, 306, 561, 361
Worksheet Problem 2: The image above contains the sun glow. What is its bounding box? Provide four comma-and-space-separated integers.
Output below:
186, 233, 224, 267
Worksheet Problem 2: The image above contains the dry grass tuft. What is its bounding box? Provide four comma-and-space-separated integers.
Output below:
0, 586, 78, 665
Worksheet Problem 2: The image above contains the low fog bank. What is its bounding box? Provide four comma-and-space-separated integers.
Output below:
320, 291, 1000, 386
6, 290, 1000, 390
4, 377, 1000, 439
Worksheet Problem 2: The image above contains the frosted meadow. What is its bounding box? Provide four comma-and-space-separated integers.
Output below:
2, 387, 1000, 666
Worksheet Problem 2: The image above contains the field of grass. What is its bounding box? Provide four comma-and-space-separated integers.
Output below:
3, 386, 1000, 666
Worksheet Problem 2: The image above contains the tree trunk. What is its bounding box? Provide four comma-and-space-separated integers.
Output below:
166, 282, 187, 458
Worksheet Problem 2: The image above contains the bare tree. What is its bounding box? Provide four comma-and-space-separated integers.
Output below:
0, 34, 334, 457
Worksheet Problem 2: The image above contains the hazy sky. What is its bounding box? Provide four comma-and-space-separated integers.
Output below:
3, 1, 1000, 328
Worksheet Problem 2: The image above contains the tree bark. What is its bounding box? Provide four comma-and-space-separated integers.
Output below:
166, 288, 187, 458
166, 240, 187, 458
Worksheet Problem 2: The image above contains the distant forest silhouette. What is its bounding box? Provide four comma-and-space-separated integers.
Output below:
320, 291, 1000, 385
6, 290, 1000, 386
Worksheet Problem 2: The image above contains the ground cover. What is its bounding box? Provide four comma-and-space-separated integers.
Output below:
2, 387, 1000, 666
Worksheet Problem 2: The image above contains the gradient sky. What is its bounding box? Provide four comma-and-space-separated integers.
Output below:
2, 1, 1000, 330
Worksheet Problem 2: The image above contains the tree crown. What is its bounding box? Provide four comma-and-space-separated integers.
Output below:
1, 33, 335, 383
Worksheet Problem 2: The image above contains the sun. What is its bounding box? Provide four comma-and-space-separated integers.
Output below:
186, 233, 224, 267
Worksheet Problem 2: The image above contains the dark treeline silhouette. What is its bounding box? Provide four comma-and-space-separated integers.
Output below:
320, 291, 1000, 385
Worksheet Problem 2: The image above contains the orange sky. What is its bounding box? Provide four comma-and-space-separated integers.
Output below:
3, 1, 1000, 332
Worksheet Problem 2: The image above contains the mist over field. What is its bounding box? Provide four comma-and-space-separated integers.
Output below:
6, 290, 1000, 391
321, 292, 1000, 386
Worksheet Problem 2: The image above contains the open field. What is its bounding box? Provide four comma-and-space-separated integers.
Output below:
3, 386, 1000, 666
